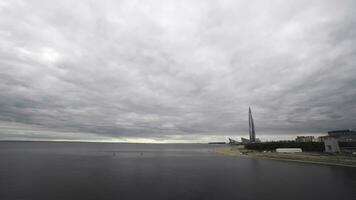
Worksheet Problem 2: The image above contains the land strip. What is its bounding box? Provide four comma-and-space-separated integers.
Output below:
214, 146, 356, 168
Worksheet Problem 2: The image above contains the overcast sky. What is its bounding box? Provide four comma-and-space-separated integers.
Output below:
0, 0, 355, 142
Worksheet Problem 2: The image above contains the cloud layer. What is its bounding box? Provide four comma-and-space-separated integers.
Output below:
1, 0, 356, 142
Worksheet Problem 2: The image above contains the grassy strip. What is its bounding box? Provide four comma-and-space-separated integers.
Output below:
249, 153, 356, 168
214, 147, 356, 168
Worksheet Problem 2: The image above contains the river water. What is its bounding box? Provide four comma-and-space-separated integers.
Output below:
0, 142, 355, 200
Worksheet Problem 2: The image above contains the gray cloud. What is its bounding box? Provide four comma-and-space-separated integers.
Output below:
0, 0, 356, 142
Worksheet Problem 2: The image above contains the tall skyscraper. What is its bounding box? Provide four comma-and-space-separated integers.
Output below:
249, 107, 256, 143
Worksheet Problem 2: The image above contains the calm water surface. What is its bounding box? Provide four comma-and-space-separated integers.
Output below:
0, 142, 355, 200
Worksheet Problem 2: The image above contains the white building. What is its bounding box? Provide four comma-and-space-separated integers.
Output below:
276, 148, 302, 153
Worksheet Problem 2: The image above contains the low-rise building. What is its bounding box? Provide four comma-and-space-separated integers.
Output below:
240, 137, 250, 144
296, 136, 315, 142
240, 137, 261, 144
228, 138, 239, 145
328, 129, 356, 142
317, 136, 329, 142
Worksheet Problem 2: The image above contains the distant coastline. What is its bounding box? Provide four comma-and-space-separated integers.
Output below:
0, 140, 207, 145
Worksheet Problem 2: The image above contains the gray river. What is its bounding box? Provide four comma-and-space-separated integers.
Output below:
0, 142, 355, 200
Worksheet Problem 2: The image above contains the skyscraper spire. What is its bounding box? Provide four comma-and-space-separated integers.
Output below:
249, 107, 256, 143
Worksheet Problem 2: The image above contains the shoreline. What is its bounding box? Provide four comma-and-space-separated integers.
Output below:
214, 146, 356, 168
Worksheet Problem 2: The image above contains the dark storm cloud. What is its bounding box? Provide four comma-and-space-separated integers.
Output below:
0, 0, 356, 142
